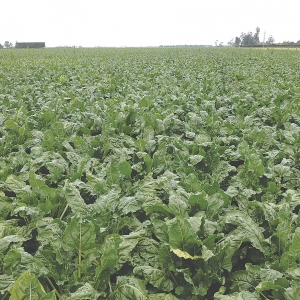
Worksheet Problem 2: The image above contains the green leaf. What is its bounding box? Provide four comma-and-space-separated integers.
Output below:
188, 192, 208, 210
169, 218, 200, 254
118, 230, 145, 266
246, 153, 265, 176
28, 172, 55, 200
118, 161, 132, 179
118, 196, 142, 215
5, 119, 19, 132
189, 155, 204, 165
5, 174, 31, 196
255, 281, 284, 293
230, 270, 258, 292
288, 227, 300, 259
0, 274, 14, 294
63, 216, 96, 253
158, 244, 176, 272
134, 266, 174, 291
0, 235, 25, 253
41, 291, 57, 300
62, 283, 101, 300
225, 210, 266, 253
214, 229, 245, 271
152, 219, 169, 242
168, 194, 188, 217
108, 276, 147, 300
214, 290, 260, 299
148, 294, 179, 300
95, 234, 122, 290
9, 271, 46, 300
63, 181, 90, 215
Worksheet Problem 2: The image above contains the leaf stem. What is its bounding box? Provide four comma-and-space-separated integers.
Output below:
170, 271, 179, 287
46, 277, 61, 299
60, 204, 69, 220
2, 291, 9, 300
109, 280, 112, 293
78, 221, 82, 279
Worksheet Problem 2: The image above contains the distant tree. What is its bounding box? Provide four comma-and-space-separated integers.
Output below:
240, 28, 260, 46
4, 41, 13, 48
266, 36, 275, 45
234, 37, 241, 46
297, 40, 300, 44
0, 44, 3, 49
228, 39, 234, 46
253, 27, 260, 45
232, 27, 261, 46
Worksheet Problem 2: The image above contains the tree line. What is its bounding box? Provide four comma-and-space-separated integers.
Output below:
228, 27, 300, 47
0, 41, 14, 48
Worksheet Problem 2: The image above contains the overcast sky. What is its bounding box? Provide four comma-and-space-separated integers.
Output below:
1, 0, 299, 47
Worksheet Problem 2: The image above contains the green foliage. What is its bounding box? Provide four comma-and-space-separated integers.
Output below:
1, 47, 300, 298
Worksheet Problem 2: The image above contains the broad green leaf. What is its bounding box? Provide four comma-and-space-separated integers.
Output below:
134, 266, 174, 291
0, 200, 13, 221
3, 247, 49, 278
152, 218, 168, 242
168, 194, 188, 217
136, 238, 160, 266
28, 172, 55, 200
118, 196, 142, 215
169, 218, 200, 253
145, 203, 171, 217
118, 161, 132, 179
255, 281, 284, 293
9, 271, 46, 300
0, 274, 14, 294
5, 119, 19, 132
288, 227, 300, 259
92, 188, 121, 212
214, 290, 260, 299
214, 229, 245, 271
206, 193, 224, 219
62, 283, 101, 300
259, 268, 283, 282
108, 276, 147, 300
276, 203, 292, 253
189, 155, 204, 165
148, 294, 179, 300
63, 216, 96, 254
63, 182, 90, 215
230, 270, 258, 292
118, 230, 145, 266
246, 153, 265, 176
5, 174, 31, 196
95, 234, 122, 290
41, 291, 56, 300
158, 244, 176, 272
225, 210, 266, 253
188, 192, 208, 210
0, 235, 25, 253
0, 220, 17, 238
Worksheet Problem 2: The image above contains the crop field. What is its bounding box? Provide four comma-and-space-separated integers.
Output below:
1, 47, 300, 299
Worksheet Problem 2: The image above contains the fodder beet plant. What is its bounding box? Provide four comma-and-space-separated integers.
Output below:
1, 47, 300, 299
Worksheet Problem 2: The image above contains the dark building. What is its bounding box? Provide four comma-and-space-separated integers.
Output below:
15, 42, 45, 48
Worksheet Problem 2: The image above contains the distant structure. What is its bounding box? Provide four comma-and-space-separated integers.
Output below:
15, 42, 45, 49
